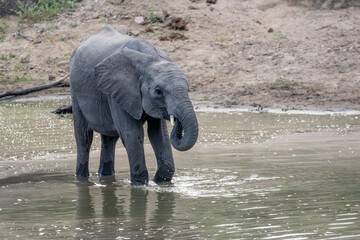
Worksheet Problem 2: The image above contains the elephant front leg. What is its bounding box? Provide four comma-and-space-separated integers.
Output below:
147, 118, 175, 183
110, 101, 149, 185
116, 119, 148, 185
122, 130, 149, 185
98, 135, 119, 177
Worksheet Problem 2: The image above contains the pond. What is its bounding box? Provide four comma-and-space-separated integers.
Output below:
0, 99, 360, 239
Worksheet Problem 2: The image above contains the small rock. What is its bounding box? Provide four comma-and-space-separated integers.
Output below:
92, 12, 100, 19
158, 9, 170, 22
167, 47, 176, 52
163, 9, 170, 18
246, 55, 254, 61
130, 30, 141, 36
159, 32, 187, 41
206, 0, 217, 4
48, 75, 56, 81
268, 28, 274, 33
145, 26, 154, 32
37, 28, 44, 34
188, 6, 199, 10
134, 16, 145, 25
21, 57, 30, 64
168, 17, 187, 30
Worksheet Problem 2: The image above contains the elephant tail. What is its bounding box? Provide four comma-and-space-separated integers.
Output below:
51, 105, 73, 115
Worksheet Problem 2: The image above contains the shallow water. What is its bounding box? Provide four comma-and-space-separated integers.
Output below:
0, 100, 360, 239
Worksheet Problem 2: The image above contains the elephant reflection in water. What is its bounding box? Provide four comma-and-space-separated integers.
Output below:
75, 179, 176, 239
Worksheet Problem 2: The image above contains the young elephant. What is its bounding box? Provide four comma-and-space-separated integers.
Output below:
69, 26, 198, 185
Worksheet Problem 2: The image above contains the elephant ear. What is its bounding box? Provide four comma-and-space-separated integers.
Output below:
95, 47, 152, 120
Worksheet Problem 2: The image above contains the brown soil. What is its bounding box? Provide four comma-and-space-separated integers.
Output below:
1, 0, 359, 110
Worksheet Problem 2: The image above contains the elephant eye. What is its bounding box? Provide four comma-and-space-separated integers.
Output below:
155, 88, 163, 96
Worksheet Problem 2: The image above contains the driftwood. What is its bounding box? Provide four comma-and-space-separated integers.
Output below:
0, 75, 68, 99
51, 104, 72, 115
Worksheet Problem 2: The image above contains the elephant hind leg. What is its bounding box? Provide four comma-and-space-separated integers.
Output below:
72, 99, 93, 178
99, 135, 119, 177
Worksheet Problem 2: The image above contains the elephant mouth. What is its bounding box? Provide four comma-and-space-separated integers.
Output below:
168, 103, 198, 152
174, 117, 184, 140
168, 115, 184, 139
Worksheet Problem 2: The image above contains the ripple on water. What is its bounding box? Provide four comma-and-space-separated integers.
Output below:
144, 170, 283, 198
262, 232, 316, 239
326, 234, 360, 239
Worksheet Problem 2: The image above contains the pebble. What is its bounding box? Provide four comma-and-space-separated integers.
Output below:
246, 55, 254, 61
167, 47, 176, 52
145, 26, 154, 32
134, 16, 145, 25
130, 30, 140, 36
92, 12, 100, 19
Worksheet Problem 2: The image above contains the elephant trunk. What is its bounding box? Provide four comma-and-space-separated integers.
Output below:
170, 100, 198, 151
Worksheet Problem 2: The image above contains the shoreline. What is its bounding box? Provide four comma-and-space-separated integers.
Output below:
3, 94, 360, 116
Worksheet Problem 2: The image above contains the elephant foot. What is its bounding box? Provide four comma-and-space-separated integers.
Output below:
99, 175, 117, 184
131, 170, 149, 185
76, 178, 94, 186
132, 179, 149, 185
76, 163, 90, 178
153, 167, 175, 183
98, 161, 115, 177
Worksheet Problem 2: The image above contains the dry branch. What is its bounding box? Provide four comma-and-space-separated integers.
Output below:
0, 75, 68, 99
18, 29, 33, 41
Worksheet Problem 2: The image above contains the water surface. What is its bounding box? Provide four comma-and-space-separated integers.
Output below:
0, 100, 359, 239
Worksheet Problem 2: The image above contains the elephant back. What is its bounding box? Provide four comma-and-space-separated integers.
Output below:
71, 27, 131, 71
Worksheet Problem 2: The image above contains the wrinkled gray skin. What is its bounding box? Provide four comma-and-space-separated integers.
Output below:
69, 26, 198, 185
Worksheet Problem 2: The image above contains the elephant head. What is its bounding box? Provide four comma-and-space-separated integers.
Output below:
94, 47, 198, 151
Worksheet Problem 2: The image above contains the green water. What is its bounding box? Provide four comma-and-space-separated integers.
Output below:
0, 100, 360, 239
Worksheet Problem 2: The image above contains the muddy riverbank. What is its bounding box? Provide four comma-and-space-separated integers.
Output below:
1, 0, 360, 110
